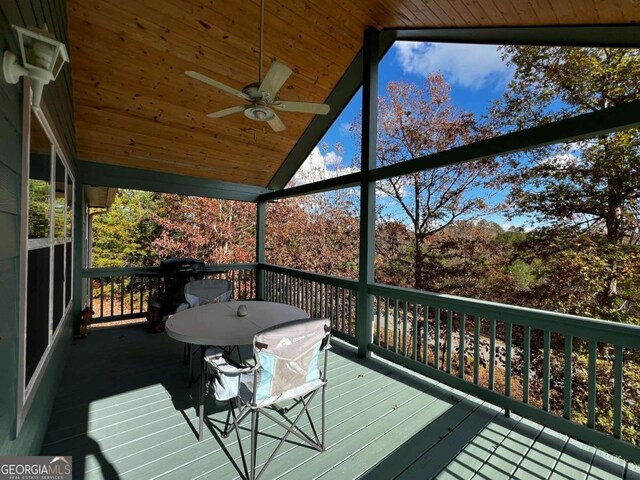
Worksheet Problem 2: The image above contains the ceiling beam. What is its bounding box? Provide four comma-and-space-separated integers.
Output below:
261, 99, 640, 201
261, 172, 360, 201
393, 25, 640, 47
370, 99, 640, 182
78, 160, 270, 202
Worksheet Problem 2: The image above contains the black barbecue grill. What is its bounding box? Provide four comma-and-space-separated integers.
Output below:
145, 258, 205, 331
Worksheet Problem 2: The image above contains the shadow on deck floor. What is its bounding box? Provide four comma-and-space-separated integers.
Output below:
41, 323, 637, 480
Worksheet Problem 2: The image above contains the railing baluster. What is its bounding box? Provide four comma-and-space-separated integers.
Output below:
459, 313, 466, 379
281, 274, 285, 304
268, 271, 272, 301
100, 277, 104, 319
313, 281, 318, 317
434, 309, 441, 370
265, 271, 270, 300
140, 276, 145, 314
307, 279, 311, 313
375, 295, 381, 346
277, 274, 281, 303
324, 284, 329, 319
523, 326, 530, 403
232, 270, 237, 298
384, 297, 390, 350
564, 335, 572, 420
543, 330, 551, 412
413, 303, 418, 361
489, 318, 496, 390
341, 287, 346, 334
251, 269, 256, 298
128, 275, 133, 314
613, 345, 623, 439
268, 272, 272, 301
474, 315, 480, 385
394, 299, 399, 354
110, 277, 115, 317
402, 301, 408, 357
120, 275, 124, 316
274, 273, 278, 302
423, 305, 429, 365
505, 322, 512, 398
587, 340, 597, 429
446, 310, 453, 374
348, 289, 353, 336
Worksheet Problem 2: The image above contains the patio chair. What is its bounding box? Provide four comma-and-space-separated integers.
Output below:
184, 278, 233, 307
206, 317, 331, 480
181, 278, 234, 383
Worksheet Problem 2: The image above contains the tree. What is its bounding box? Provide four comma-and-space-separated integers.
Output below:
425, 220, 513, 300
91, 190, 160, 267
266, 196, 360, 279
358, 74, 496, 290
151, 195, 256, 264
494, 46, 640, 320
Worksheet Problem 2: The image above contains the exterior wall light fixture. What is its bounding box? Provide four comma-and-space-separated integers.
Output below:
2, 24, 69, 110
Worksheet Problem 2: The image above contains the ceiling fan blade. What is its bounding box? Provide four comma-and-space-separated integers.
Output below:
259, 61, 293, 100
267, 113, 286, 132
185, 70, 250, 100
272, 101, 330, 115
207, 105, 247, 118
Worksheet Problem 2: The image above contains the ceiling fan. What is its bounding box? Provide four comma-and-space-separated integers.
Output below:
185, 0, 330, 132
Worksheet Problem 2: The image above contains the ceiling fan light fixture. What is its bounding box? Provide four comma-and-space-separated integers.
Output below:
245, 105, 275, 122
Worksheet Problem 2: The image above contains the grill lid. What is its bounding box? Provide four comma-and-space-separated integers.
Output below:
160, 258, 205, 275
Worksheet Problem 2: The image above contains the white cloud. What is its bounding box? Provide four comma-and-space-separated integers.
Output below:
288, 147, 356, 187
339, 122, 352, 137
394, 41, 513, 89
539, 152, 579, 168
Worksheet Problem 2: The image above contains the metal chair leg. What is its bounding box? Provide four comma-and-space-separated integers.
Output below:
198, 347, 205, 441
250, 409, 258, 480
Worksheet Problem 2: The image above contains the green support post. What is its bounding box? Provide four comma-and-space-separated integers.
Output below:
356, 27, 379, 358
72, 178, 85, 333
256, 201, 266, 300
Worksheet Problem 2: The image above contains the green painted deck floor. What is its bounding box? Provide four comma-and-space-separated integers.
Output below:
42, 324, 639, 480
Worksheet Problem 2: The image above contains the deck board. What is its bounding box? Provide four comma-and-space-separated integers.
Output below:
41, 323, 637, 480
510, 425, 569, 479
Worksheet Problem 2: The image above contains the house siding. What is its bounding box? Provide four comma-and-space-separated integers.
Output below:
0, 0, 75, 455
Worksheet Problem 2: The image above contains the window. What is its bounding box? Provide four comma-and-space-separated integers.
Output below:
19, 85, 75, 430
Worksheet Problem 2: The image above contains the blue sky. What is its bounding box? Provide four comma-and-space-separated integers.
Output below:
290, 41, 531, 230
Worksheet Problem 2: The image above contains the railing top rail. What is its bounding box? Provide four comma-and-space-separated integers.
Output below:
369, 282, 640, 348
82, 263, 258, 277
261, 263, 359, 290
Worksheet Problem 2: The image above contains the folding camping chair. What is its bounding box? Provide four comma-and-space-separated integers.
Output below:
206, 317, 331, 480
181, 278, 234, 383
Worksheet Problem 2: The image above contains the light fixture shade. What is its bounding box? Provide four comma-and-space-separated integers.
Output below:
13, 25, 69, 82
2, 24, 69, 110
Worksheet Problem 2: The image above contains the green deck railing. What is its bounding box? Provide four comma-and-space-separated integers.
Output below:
82, 262, 640, 462
81, 263, 257, 322
367, 283, 640, 463
261, 264, 358, 344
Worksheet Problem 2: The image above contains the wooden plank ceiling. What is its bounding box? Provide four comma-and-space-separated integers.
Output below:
67, 0, 636, 188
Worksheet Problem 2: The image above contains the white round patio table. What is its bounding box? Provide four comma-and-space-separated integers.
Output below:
165, 301, 309, 440
166, 300, 308, 345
